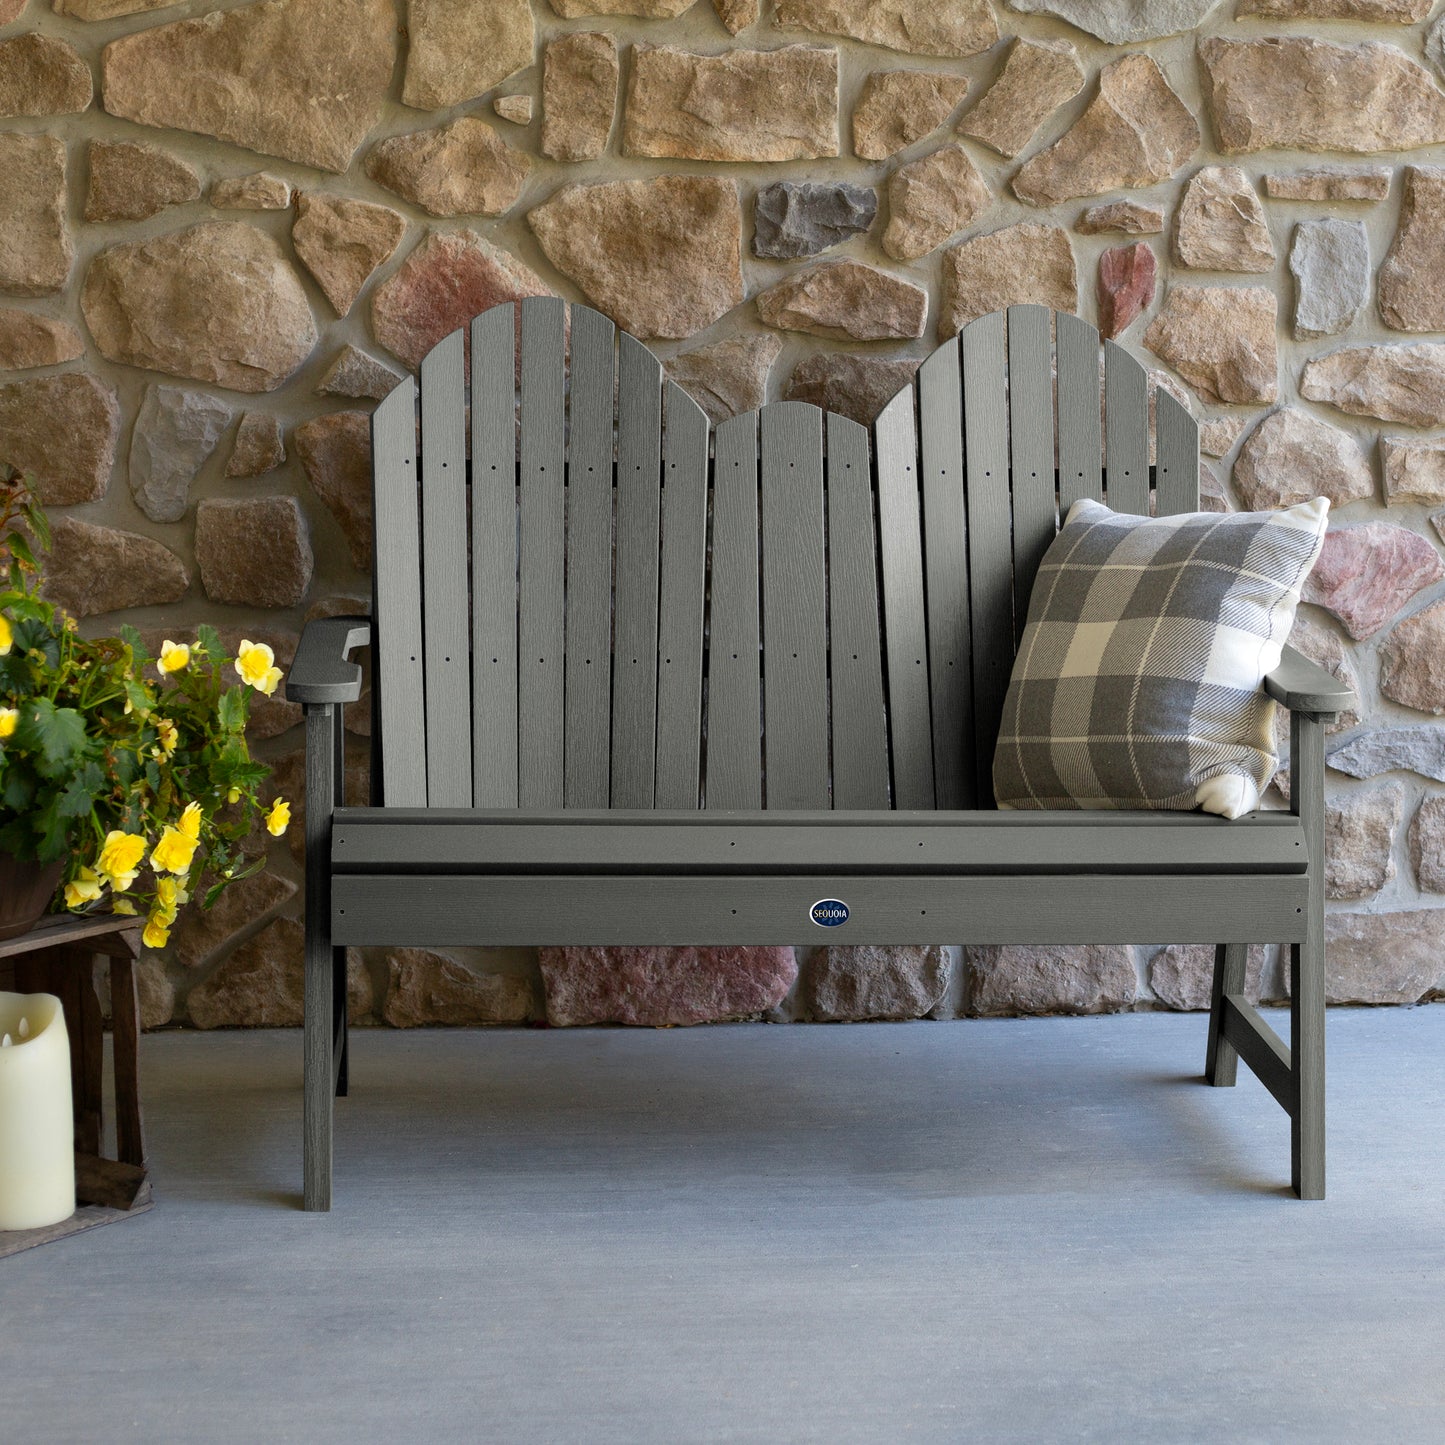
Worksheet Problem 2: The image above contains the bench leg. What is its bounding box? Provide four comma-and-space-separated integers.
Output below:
1291, 709, 1327, 1201
303, 931, 333, 1212
1204, 944, 1247, 1087
302, 703, 337, 1212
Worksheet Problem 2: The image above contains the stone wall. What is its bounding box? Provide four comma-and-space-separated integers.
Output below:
2, 0, 1443, 1030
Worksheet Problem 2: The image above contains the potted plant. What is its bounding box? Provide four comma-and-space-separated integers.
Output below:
0, 466, 289, 944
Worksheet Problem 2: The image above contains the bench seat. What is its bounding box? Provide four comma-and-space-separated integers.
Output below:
327, 809, 1309, 948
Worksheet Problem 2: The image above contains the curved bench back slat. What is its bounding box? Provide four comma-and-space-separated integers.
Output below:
468, 306, 519, 809
563, 305, 617, 809
370, 301, 1197, 814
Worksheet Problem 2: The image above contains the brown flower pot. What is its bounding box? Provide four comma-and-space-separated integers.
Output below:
0, 855, 66, 942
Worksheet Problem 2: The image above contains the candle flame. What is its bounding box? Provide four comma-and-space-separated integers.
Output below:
17, 1017, 28, 1039
1, 1034, 9, 1047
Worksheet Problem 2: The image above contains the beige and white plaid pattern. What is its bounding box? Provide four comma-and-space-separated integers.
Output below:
993, 496, 1329, 820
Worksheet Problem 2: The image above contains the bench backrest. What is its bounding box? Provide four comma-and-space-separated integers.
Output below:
368, 300, 1200, 812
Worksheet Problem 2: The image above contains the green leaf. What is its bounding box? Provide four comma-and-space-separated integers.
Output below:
55, 760, 104, 818
196, 623, 223, 661
120, 624, 151, 667
217, 686, 247, 733
2, 769, 35, 811
23, 501, 50, 553
6, 534, 34, 570
17, 697, 90, 778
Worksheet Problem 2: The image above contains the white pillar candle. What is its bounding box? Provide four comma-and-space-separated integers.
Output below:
0, 991, 75, 1231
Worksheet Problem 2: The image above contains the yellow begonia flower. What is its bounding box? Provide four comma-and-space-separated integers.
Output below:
141, 916, 170, 950
0, 612, 11, 656
97, 830, 147, 890
157, 640, 190, 675
153, 875, 182, 922
265, 798, 291, 837
64, 867, 104, 910
0, 706, 17, 740
153, 718, 179, 758
235, 640, 283, 696
111, 898, 137, 916
151, 825, 199, 876
178, 800, 202, 841
227, 786, 241, 804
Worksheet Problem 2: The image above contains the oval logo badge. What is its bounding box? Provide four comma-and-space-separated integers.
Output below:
810, 898, 850, 928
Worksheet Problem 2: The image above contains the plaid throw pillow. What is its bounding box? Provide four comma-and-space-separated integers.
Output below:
993, 496, 1329, 820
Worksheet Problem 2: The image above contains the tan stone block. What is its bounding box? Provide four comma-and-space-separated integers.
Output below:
757, 260, 926, 343
1201, 36, 1445, 155
542, 32, 618, 162
1173, 166, 1274, 273
210, 173, 291, 210
939, 223, 1076, 339
292, 193, 406, 320
196, 496, 313, 608
667, 333, 781, 425
1232, 408, 1373, 512
42, 517, 188, 619
1012, 55, 1198, 208
852, 69, 969, 161
0, 373, 117, 504
957, 37, 1082, 159
226, 412, 286, 478
0, 132, 70, 295
967, 945, 1137, 1016
0, 34, 92, 117
624, 44, 838, 162
883, 146, 991, 262
772, 0, 996, 58
1143, 285, 1278, 406
85, 140, 199, 224
528, 176, 742, 341
101, 0, 395, 173
382, 950, 536, 1026
403, 0, 533, 112
365, 118, 531, 219
0, 309, 83, 371
294, 411, 372, 570
82, 222, 317, 393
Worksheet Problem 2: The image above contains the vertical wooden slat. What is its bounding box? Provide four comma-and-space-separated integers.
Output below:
917, 334, 974, 809
873, 386, 935, 810
654, 383, 710, 809
826, 412, 889, 809
517, 297, 567, 807
1104, 339, 1150, 517
565, 305, 616, 808
760, 401, 828, 809
961, 311, 1013, 806
611, 332, 663, 808
1007, 304, 1057, 643
707, 411, 762, 810
1154, 389, 1200, 516
469, 304, 519, 808
1056, 311, 1103, 517
371, 376, 426, 807
419, 329, 472, 806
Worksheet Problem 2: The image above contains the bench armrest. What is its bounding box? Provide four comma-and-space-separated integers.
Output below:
1263, 644, 1355, 717
286, 616, 370, 705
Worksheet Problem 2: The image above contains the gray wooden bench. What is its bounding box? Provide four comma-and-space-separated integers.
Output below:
288, 300, 1354, 1211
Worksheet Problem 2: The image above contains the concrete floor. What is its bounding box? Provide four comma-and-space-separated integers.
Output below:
5, 1008, 1445, 1444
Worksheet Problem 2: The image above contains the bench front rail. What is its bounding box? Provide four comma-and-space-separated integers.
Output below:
288, 301, 1354, 1211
